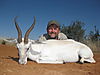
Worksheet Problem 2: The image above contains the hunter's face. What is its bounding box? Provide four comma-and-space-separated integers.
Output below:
47, 25, 60, 38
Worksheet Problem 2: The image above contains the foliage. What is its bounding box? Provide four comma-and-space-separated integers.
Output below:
88, 26, 100, 42
2, 40, 6, 45
0, 39, 16, 46
61, 22, 100, 52
83, 40, 100, 52
61, 20, 85, 42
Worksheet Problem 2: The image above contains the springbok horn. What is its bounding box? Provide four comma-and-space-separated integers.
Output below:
14, 16, 22, 43
24, 16, 36, 44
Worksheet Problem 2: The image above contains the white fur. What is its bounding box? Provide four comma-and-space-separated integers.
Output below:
17, 39, 96, 64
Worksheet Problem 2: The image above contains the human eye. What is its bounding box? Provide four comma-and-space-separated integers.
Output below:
54, 28, 57, 30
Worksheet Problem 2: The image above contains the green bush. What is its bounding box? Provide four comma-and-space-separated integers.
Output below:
2, 40, 6, 45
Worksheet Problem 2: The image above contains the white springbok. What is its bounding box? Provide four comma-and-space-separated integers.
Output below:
14, 16, 96, 64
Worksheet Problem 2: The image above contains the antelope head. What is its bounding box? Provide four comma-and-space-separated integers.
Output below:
14, 16, 36, 64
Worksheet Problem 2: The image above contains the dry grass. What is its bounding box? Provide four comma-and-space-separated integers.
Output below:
0, 39, 16, 46
83, 40, 100, 53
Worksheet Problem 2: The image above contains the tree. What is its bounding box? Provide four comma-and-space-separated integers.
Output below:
61, 21, 85, 42
88, 26, 100, 41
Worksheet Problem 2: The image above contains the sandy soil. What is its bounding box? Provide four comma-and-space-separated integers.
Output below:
0, 45, 100, 75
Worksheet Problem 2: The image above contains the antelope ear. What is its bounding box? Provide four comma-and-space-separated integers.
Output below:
16, 44, 19, 48
16, 43, 21, 49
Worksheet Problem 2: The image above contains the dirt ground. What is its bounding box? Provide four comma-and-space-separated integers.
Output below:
0, 45, 100, 75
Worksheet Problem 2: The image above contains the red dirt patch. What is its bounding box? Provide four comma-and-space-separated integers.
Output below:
0, 45, 100, 75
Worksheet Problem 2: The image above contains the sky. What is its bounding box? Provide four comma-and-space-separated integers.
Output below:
0, 0, 100, 40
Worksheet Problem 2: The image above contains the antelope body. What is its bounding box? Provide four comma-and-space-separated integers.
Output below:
14, 16, 96, 64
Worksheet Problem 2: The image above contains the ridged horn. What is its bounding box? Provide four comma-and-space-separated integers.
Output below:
24, 16, 36, 44
14, 16, 22, 43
